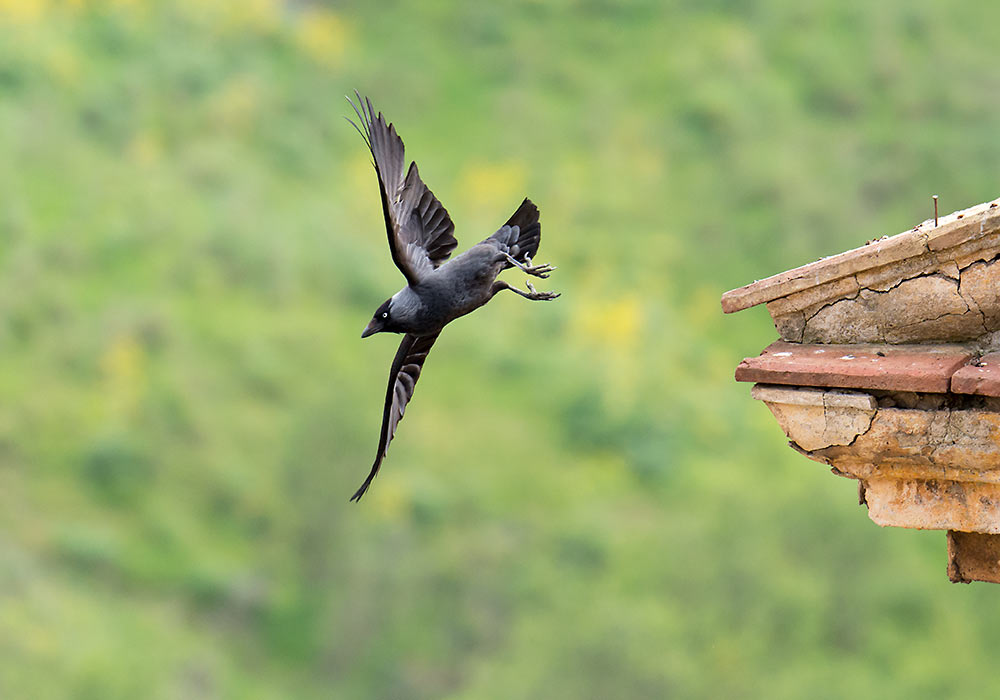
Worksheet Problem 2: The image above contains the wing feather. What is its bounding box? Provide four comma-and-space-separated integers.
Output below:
347, 93, 458, 285
350, 332, 440, 502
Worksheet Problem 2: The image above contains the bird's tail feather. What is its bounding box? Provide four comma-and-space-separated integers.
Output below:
350, 468, 377, 502
485, 198, 541, 266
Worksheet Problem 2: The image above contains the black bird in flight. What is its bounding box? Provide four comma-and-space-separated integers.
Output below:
346, 93, 560, 502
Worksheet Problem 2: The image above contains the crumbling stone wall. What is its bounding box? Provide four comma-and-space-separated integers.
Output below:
722, 199, 1000, 345
768, 228, 1000, 344
725, 197, 1000, 583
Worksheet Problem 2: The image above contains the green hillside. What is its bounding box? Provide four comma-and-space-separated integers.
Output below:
1, 1, 999, 697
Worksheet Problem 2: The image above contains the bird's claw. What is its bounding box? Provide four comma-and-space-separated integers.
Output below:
522, 255, 556, 279
524, 281, 560, 301
505, 253, 557, 279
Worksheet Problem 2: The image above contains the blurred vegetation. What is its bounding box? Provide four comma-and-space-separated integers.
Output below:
1, 0, 1000, 698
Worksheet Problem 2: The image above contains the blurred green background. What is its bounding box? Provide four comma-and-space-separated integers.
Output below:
2, 0, 1000, 698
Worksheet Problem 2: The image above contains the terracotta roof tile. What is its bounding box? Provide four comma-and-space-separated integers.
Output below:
951, 352, 1000, 397
735, 341, 973, 393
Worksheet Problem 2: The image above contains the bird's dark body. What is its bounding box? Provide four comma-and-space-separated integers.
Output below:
392, 243, 507, 334
346, 93, 558, 501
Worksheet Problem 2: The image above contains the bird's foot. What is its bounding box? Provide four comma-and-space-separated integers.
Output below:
523, 256, 557, 278
505, 253, 556, 279
492, 279, 560, 302
519, 281, 560, 301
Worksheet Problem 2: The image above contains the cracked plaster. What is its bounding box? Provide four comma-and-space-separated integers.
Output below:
753, 383, 1000, 533
773, 256, 1000, 344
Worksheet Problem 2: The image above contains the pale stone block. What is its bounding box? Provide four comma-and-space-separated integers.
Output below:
802, 275, 985, 344
770, 309, 805, 342
766, 275, 859, 316
723, 198, 1000, 316
750, 385, 876, 451
855, 252, 940, 291
816, 407, 1000, 484
959, 258, 1000, 330
864, 478, 1000, 534
722, 230, 928, 313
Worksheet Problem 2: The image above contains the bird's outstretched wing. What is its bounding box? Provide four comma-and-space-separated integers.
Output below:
346, 92, 458, 286
351, 332, 440, 502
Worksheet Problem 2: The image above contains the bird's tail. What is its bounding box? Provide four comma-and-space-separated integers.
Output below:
350, 470, 377, 502
485, 198, 541, 266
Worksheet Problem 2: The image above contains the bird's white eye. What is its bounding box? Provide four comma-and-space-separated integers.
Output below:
381, 312, 388, 319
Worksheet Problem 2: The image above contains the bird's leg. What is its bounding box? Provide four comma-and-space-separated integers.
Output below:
504, 253, 556, 279
492, 280, 560, 301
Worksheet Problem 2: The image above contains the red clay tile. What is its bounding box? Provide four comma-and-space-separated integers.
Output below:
951, 353, 1000, 397
735, 341, 973, 393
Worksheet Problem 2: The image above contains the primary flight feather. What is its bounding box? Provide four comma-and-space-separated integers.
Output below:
346, 92, 560, 502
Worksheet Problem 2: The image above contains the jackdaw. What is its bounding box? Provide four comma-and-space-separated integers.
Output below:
346, 93, 559, 502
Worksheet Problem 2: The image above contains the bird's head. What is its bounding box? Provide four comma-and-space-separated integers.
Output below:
362, 298, 398, 338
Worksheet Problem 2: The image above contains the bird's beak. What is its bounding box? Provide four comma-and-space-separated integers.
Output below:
361, 319, 380, 338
